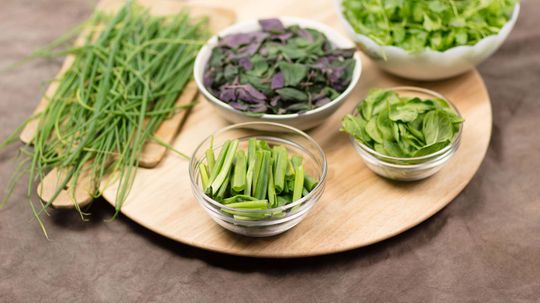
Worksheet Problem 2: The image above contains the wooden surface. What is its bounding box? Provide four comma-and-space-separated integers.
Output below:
101, 0, 493, 257
23, 0, 234, 207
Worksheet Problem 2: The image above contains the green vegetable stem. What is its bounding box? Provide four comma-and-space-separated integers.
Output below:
200, 138, 318, 221
0, 0, 209, 235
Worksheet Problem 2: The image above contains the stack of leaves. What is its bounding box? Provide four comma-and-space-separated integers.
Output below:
342, 0, 517, 52
0, 1, 208, 234
341, 89, 464, 159
203, 18, 356, 114
199, 138, 318, 220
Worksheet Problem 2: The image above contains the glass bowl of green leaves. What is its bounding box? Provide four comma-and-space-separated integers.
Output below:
189, 122, 327, 237
194, 17, 362, 131
337, 0, 519, 80
341, 87, 464, 181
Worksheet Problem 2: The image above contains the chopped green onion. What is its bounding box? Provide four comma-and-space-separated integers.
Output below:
231, 150, 246, 192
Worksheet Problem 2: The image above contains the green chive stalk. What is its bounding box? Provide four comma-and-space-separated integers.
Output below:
201, 138, 318, 221
0, 1, 209, 233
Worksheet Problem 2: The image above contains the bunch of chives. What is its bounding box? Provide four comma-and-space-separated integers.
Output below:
0, 1, 208, 235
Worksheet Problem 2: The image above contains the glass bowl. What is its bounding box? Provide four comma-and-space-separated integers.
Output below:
189, 122, 327, 237
349, 87, 463, 181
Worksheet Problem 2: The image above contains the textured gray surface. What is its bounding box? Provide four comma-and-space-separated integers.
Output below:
1, 1, 539, 302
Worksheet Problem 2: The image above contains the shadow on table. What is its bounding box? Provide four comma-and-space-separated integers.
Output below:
89, 197, 452, 273
44, 154, 489, 274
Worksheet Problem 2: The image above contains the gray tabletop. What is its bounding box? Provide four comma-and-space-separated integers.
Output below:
1, 1, 539, 302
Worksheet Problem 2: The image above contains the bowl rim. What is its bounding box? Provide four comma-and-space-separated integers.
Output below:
193, 16, 362, 120
348, 86, 464, 163
189, 121, 328, 215
336, 0, 520, 55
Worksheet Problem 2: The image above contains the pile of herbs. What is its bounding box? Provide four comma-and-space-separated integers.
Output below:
203, 18, 356, 115
200, 138, 318, 220
341, 89, 463, 159
0, 1, 208, 235
341, 0, 518, 52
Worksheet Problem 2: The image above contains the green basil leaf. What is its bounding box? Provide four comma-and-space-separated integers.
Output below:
276, 88, 308, 101
278, 62, 308, 87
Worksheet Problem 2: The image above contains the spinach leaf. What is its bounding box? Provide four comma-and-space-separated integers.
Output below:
389, 103, 418, 122
422, 110, 453, 145
341, 0, 517, 52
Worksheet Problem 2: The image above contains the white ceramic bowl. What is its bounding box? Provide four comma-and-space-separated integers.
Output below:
194, 17, 362, 130
336, 1, 519, 80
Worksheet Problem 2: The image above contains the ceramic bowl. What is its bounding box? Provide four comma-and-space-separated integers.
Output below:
194, 17, 362, 130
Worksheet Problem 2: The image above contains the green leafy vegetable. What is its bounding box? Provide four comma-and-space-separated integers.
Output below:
342, 0, 518, 52
204, 18, 357, 114
341, 88, 463, 159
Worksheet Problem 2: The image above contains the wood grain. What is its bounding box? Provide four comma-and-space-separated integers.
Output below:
102, 0, 492, 257
25, 0, 236, 207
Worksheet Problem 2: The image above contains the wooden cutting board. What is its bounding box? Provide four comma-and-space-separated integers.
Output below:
20, 0, 236, 207
102, 0, 493, 257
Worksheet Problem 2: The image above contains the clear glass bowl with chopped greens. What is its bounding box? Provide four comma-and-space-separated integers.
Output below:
349, 87, 463, 181
189, 122, 327, 237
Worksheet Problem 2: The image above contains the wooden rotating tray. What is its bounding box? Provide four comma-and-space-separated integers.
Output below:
102, 0, 492, 257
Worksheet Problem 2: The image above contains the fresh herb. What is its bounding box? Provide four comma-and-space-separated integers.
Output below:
0, 1, 208, 234
341, 89, 463, 159
200, 138, 318, 220
204, 18, 356, 114
342, 0, 518, 52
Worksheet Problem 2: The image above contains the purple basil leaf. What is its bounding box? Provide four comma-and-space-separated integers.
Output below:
312, 57, 331, 70
328, 47, 356, 58
219, 87, 237, 102
328, 66, 345, 83
218, 33, 253, 49
229, 44, 256, 59
270, 96, 281, 107
259, 18, 285, 33
238, 57, 253, 70
203, 70, 214, 88
314, 97, 331, 107
230, 101, 249, 111
244, 84, 266, 100
297, 28, 314, 43
271, 72, 285, 89
237, 84, 266, 103
219, 32, 268, 49
240, 43, 260, 57
250, 103, 268, 113
272, 32, 293, 42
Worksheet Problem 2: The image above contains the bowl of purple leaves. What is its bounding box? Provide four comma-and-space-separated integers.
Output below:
194, 17, 362, 130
